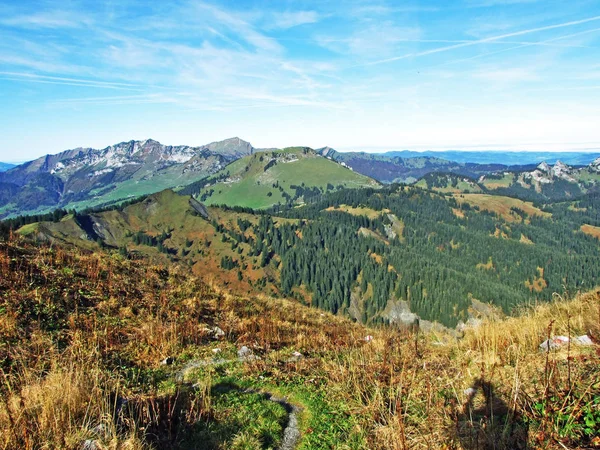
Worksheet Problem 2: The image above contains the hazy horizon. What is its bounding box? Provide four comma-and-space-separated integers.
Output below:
2, 137, 600, 165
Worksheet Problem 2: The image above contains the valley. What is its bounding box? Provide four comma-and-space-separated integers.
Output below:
11, 179, 600, 330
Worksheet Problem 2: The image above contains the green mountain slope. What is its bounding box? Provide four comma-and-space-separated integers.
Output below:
17, 190, 291, 297
15, 182, 600, 331
182, 147, 379, 209
414, 172, 483, 193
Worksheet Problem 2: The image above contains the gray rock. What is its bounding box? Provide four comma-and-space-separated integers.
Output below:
384, 300, 419, 327
575, 335, 593, 346
287, 351, 304, 362
213, 326, 225, 338
238, 346, 252, 358
539, 336, 570, 351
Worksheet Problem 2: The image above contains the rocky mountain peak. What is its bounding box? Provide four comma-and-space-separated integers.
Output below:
319, 146, 336, 158
537, 161, 551, 173
554, 160, 570, 171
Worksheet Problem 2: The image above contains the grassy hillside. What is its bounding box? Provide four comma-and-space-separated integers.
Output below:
18, 189, 292, 298
15, 183, 600, 330
184, 148, 379, 209
1, 237, 599, 449
453, 193, 551, 222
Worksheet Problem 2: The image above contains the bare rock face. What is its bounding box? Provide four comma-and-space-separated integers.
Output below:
537, 161, 552, 173
383, 300, 419, 327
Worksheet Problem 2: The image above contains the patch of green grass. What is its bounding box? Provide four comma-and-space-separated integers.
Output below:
199, 150, 378, 209
17, 223, 39, 236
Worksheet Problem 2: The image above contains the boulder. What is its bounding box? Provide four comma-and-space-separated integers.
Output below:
539, 335, 594, 351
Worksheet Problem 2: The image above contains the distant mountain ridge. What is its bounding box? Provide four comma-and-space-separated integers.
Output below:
4, 138, 600, 219
0, 137, 256, 219
316, 147, 536, 183
420, 158, 600, 201
0, 162, 15, 172
368, 150, 600, 166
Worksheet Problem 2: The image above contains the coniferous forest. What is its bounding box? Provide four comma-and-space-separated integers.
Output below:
217, 185, 600, 327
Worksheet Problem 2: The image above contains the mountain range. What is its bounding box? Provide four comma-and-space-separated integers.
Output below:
351, 149, 600, 166
418, 159, 600, 201
316, 147, 537, 183
4, 138, 600, 219
0, 137, 257, 219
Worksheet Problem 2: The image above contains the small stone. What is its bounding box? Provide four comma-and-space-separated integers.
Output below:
464, 387, 477, 398
212, 348, 222, 354
539, 336, 570, 351
575, 335, 593, 346
238, 346, 252, 358
292, 351, 303, 359
213, 326, 225, 337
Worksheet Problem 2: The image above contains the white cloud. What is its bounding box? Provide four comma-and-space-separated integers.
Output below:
267, 11, 320, 30
0, 10, 91, 28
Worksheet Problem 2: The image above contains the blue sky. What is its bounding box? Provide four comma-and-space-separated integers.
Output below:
1, 0, 600, 161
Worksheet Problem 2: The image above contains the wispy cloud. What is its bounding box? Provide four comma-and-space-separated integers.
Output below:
0, 10, 91, 29
1, 0, 600, 156
363, 14, 600, 66
466, 0, 543, 7
0, 72, 147, 90
267, 11, 320, 30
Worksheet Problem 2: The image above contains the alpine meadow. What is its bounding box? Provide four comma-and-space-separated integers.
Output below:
1, 1, 600, 449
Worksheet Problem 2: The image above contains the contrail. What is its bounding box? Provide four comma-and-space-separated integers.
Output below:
432, 27, 600, 69
363, 15, 600, 66
0, 71, 144, 88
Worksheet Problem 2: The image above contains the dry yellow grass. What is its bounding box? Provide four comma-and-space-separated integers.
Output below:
454, 194, 551, 222
325, 204, 383, 219
581, 224, 600, 239
1, 236, 599, 449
